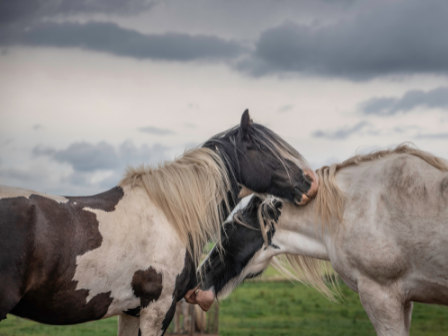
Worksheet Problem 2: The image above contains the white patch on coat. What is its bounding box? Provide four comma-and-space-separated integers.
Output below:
215, 247, 275, 301
0, 185, 68, 203
72, 185, 186, 318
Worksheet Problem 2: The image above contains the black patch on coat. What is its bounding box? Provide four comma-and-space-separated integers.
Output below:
200, 196, 282, 295
132, 267, 163, 309
0, 187, 123, 324
123, 306, 141, 317
161, 251, 196, 333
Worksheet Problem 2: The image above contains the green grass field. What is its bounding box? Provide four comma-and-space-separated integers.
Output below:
1, 278, 448, 336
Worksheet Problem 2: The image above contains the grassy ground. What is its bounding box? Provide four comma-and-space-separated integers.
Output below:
1, 279, 448, 335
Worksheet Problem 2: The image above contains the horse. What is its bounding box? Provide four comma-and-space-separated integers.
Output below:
191, 144, 448, 336
0, 110, 319, 336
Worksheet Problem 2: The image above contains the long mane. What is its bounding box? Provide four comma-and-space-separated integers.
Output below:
119, 147, 231, 267
250, 197, 336, 300
261, 144, 448, 300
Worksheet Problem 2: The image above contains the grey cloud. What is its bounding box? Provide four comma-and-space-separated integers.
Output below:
415, 132, 448, 140
139, 126, 175, 135
188, 103, 200, 110
393, 125, 421, 134
117, 141, 167, 166
312, 121, 369, 140
0, 0, 156, 27
54, 142, 119, 172
32, 144, 57, 156
278, 105, 294, 113
1, 21, 245, 62
34, 140, 168, 173
1, 139, 13, 146
360, 87, 448, 116
33, 124, 44, 130
237, 0, 448, 80
2, 140, 169, 196
0, 167, 37, 182
184, 123, 196, 129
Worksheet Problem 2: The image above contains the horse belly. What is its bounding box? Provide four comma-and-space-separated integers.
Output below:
10, 288, 114, 325
407, 276, 448, 305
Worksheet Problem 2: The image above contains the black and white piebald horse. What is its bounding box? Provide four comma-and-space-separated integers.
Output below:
0, 110, 318, 336
193, 144, 448, 336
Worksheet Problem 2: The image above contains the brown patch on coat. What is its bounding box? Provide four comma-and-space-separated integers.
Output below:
1, 187, 124, 324
131, 267, 163, 308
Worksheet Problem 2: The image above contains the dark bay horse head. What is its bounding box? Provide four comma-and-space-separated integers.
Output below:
186, 195, 282, 310
203, 110, 318, 207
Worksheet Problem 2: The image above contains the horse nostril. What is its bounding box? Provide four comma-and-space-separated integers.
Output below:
304, 173, 313, 183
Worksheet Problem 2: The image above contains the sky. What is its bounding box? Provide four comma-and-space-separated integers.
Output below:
1, 0, 447, 196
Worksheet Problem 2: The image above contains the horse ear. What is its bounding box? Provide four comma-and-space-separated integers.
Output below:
240, 109, 253, 137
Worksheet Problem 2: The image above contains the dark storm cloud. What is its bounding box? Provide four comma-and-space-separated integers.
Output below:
33, 140, 168, 172
1, 21, 245, 61
0, 0, 156, 26
139, 126, 175, 135
360, 87, 448, 116
237, 0, 448, 80
312, 121, 369, 140
2, 0, 448, 79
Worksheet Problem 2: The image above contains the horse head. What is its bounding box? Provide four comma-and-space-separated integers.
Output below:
204, 110, 318, 206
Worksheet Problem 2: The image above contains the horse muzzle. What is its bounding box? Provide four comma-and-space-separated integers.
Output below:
294, 170, 319, 206
184, 287, 216, 312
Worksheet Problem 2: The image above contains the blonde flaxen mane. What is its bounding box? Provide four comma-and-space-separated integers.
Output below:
119, 148, 231, 267
262, 144, 448, 300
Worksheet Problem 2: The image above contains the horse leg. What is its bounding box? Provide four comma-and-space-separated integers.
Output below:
403, 301, 413, 334
139, 297, 176, 336
118, 315, 140, 336
358, 279, 408, 336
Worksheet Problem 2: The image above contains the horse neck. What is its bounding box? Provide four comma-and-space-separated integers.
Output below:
275, 200, 331, 261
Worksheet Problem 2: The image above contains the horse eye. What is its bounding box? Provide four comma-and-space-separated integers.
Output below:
260, 144, 266, 151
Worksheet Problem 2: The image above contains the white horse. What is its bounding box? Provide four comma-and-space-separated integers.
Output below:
192, 144, 448, 336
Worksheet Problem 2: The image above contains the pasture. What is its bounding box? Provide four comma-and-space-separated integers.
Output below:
1, 276, 447, 336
